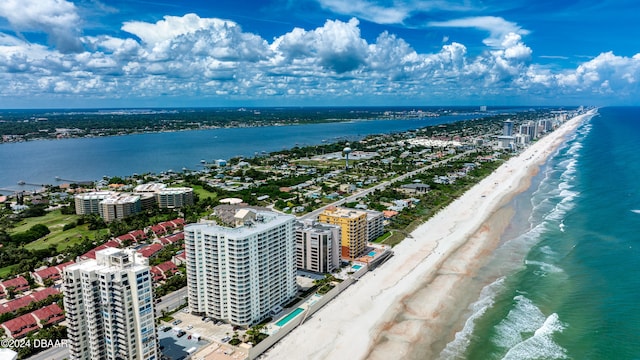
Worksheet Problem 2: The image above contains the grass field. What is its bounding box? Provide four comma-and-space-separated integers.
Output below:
0, 264, 17, 278
190, 184, 218, 200
24, 224, 108, 251
8, 209, 108, 252
10, 210, 79, 234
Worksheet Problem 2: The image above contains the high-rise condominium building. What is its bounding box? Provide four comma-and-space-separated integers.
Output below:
156, 188, 194, 209
295, 220, 340, 273
503, 120, 514, 136
74, 191, 113, 215
63, 248, 157, 360
364, 210, 385, 242
185, 209, 296, 327
99, 195, 142, 222
318, 206, 368, 259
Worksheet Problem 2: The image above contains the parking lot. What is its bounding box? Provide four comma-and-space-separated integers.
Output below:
158, 325, 209, 360
163, 310, 243, 345
159, 310, 250, 360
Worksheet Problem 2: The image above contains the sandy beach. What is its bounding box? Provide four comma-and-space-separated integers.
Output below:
263, 111, 595, 360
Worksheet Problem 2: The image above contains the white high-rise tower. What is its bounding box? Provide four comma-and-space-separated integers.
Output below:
63, 248, 157, 360
185, 209, 296, 327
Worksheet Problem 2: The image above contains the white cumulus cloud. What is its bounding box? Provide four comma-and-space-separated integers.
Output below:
0, 0, 83, 53
1, 12, 640, 105
429, 16, 529, 47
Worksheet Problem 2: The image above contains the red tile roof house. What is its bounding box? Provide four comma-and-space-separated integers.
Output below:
0, 288, 60, 315
31, 261, 75, 286
80, 240, 120, 260
150, 224, 168, 237
164, 218, 185, 230
150, 218, 186, 237
157, 232, 184, 246
172, 252, 186, 266
1, 314, 39, 339
0, 277, 30, 299
1, 304, 64, 339
150, 261, 179, 282
137, 243, 164, 259
113, 230, 147, 245
31, 303, 65, 327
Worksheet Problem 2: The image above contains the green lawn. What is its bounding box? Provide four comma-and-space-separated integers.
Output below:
24, 224, 108, 251
8, 209, 108, 252
0, 264, 17, 278
190, 184, 218, 200
10, 210, 79, 234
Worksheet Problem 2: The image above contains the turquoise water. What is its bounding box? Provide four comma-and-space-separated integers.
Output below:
275, 308, 304, 327
440, 107, 640, 359
352, 264, 363, 270
368, 251, 376, 257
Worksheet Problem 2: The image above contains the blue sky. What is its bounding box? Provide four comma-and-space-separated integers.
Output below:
0, 0, 639, 108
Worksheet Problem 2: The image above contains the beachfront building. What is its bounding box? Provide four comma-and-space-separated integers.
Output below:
156, 187, 194, 209
503, 120, 514, 136
519, 121, 540, 141
74, 191, 114, 215
295, 220, 340, 273
365, 210, 385, 242
318, 206, 368, 259
63, 248, 157, 360
496, 135, 515, 150
185, 209, 297, 327
99, 195, 142, 222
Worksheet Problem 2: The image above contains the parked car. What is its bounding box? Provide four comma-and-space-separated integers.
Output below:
203, 318, 212, 323
186, 325, 193, 330
177, 330, 186, 338
172, 320, 182, 326
161, 326, 171, 332
221, 336, 231, 343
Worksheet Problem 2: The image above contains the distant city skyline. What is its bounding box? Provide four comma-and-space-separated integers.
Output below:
1, 0, 639, 108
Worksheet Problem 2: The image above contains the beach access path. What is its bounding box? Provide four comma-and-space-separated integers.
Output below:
263, 110, 596, 360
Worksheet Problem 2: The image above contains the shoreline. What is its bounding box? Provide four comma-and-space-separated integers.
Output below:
263, 110, 596, 359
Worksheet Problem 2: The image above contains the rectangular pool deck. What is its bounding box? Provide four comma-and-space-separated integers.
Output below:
275, 307, 305, 327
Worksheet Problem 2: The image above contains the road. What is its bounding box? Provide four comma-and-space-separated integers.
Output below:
28, 151, 472, 360
300, 150, 475, 220
156, 287, 188, 316
26, 342, 69, 360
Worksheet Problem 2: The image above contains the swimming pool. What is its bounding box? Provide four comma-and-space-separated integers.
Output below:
352, 264, 362, 270
368, 251, 376, 257
275, 308, 304, 327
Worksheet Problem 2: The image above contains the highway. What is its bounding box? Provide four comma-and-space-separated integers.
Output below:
156, 287, 188, 316
300, 150, 475, 221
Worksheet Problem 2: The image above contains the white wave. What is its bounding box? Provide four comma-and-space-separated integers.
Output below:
501, 313, 567, 360
493, 296, 567, 360
631, 210, 640, 214
437, 277, 506, 359
539, 245, 557, 256
525, 260, 564, 274
493, 295, 546, 349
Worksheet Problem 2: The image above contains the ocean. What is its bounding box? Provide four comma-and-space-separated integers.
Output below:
439, 107, 640, 359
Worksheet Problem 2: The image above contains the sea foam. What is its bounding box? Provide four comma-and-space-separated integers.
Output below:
494, 296, 567, 360
437, 277, 506, 360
